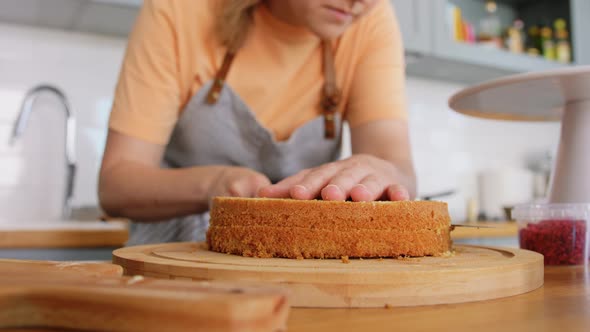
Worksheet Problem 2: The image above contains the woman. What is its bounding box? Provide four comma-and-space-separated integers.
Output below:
99, 0, 416, 245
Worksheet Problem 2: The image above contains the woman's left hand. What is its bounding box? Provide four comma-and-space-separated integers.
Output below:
258, 154, 411, 202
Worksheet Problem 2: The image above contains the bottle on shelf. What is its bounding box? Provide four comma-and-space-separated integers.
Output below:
554, 18, 572, 63
447, 3, 476, 44
540, 24, 556, 61
478, 0, 502, 49
506, 20, 525, 54
526, 25, 541, 57
446, 4, 464, 42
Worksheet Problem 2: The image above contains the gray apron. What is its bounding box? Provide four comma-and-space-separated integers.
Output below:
126, 81, 342, 245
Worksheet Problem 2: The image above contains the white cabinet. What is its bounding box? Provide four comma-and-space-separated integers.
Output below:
391, 0, 432, 54
572, 0, 590, 65
0, 0, 139, 37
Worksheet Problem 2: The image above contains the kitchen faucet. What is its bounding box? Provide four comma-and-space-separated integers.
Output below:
10, 85, 77, 220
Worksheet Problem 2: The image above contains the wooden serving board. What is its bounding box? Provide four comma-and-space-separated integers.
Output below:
0, 260, 289, 332
113, 242, 544, 308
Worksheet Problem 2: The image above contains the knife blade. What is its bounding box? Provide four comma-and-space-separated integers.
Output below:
450, 224, 498, 229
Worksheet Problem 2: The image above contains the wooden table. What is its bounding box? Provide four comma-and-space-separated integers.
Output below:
451, 222, 518, 239
1, 266, 586, 331
0, 221, 128, 248
287, 266, 590, 332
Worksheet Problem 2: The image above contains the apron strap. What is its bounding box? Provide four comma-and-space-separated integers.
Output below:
321, 40, 340, 139
206, 40, 341, 139
206, 52, 236, 104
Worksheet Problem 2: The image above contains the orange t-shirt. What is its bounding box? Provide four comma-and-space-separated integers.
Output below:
109, 0, 407, 145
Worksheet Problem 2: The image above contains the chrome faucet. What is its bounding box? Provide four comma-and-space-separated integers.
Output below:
10, 85, 77, 220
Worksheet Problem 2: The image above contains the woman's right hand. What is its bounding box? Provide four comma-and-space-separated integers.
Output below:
207, 166, 271, 202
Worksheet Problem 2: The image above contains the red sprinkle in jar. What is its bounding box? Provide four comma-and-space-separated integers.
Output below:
513, 204, 589, 266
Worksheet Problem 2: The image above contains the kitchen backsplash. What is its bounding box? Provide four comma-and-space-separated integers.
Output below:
0, 23, 561, 223
0, 23, 125, 221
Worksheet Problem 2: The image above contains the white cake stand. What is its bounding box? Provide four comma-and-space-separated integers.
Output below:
449, 66, 590, 204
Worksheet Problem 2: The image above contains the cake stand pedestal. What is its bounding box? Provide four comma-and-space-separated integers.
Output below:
449, 66, 590, 203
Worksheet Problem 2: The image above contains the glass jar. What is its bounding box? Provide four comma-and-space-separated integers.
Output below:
512, 204, 589, 265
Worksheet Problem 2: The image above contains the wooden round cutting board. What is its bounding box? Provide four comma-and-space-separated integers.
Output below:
113, 243, 544, 308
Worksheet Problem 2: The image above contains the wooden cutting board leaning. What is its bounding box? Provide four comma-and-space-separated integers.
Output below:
113, 242, 544, 308
0, 259, 289, 332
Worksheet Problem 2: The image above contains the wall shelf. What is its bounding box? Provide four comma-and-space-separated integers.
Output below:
0, 0, 587, 84
395, 0, 586, 84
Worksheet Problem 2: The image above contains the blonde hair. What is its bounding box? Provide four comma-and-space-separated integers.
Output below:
216, 0, 262, 53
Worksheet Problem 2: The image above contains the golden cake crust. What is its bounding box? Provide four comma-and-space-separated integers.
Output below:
207, 197, 452, 259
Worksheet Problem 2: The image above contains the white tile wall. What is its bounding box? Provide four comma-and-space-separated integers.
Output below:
405, 78, 560, 220
339, 79, 560, 221
0, 23, 562, 224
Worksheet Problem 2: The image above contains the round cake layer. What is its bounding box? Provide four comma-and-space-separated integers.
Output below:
207, 197, 452, 259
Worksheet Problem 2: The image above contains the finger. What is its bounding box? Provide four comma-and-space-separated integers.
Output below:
386, 184, 410, 201
349, 175, 383, 202
320, 184, 345, 201
230, 174, 271, 198
252, 176, 272, 197
257, 170, 309, 198
321, 167, 368, 201
291, 163, 342, 200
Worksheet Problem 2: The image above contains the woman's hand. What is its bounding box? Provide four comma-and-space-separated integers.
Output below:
208, 166, 272, 201
258, 154, 411, 202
